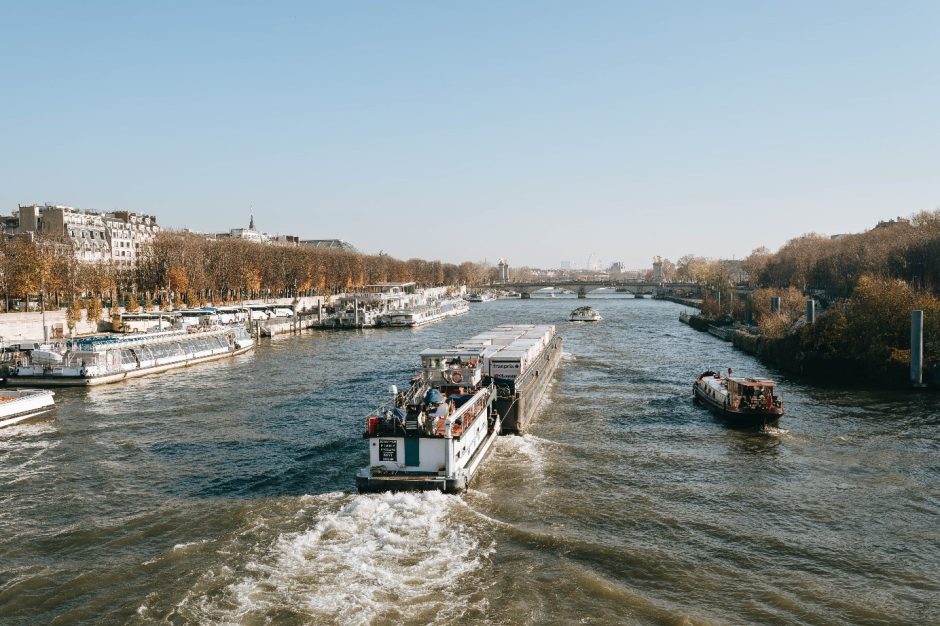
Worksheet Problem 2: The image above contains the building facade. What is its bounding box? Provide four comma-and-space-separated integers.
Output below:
16, 204, 160, 267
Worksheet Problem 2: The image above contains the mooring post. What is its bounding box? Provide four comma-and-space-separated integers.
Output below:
911, 310, 924, 387
771, 296, 781, 313
806, 299, 815, 323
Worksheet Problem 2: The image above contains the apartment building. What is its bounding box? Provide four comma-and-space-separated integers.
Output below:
16, 204, 160, 267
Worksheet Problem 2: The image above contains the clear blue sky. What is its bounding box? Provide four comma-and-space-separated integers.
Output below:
2, 1, 938, 269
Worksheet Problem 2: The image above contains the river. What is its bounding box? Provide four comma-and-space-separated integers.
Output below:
1, 298, 937, 624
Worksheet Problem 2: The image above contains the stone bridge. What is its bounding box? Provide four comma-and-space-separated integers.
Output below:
501, 280, 700, 299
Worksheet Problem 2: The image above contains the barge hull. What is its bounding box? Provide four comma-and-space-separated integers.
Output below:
495, 336, 563, 435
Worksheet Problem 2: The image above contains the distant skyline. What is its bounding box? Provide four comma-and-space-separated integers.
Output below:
2, 1, 937, 268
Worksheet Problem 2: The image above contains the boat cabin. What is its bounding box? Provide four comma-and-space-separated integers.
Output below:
727, 377, 778, 408
419, 348, 484, 390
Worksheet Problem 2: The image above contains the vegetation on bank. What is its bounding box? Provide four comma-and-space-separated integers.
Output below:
0, 231, 496, 311
694, 210, 940, 385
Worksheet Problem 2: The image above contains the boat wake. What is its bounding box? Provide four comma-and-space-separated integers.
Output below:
492, 433, 548, 474
0, 430, 59, 486
173, 491, 491, 624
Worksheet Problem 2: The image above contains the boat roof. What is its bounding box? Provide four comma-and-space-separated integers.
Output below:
420, 348, 484, 359
121, 312, 180, 319
730, 377, 776, 387
72, 327, 236, 351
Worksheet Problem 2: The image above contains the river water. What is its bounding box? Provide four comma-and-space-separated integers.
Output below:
1, 298, 938, 625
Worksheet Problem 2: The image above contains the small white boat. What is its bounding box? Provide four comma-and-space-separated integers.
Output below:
0, 389, 55, 428
569, 306, 602, 322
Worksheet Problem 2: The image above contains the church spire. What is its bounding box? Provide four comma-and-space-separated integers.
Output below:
249, 208, 255, 230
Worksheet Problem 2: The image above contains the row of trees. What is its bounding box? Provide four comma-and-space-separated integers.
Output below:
0, 232, 496, 309
692, 209, 940, 383
742, 211, 940, 296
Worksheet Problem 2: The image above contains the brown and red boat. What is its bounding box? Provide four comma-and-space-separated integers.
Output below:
693, 369, 784, 427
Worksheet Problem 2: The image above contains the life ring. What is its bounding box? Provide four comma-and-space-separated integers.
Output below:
451, 371, 463, 384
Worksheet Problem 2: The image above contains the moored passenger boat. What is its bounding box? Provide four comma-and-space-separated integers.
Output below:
385, 298, 469, 327
693, 369, 784, 427
2, 326, 254, 387
0, 389, 55, 428
356, 348, 500, 494
334, 283, 421, 328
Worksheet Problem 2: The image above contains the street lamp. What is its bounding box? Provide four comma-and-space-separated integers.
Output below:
40, 286, 47, 343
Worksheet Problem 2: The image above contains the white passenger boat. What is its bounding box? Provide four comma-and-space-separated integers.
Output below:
385, 298, 469, 327
334, 283, 422, 328
569, 306, 602, 322
0, 389, 55, 428
2, 326, 254, 386
357, 349, 500, 494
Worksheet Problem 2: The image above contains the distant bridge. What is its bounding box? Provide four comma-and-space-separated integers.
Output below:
500, 280, 700, 298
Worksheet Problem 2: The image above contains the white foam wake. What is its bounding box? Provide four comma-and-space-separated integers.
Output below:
215, 491, 490, 624
493, 433, 548, 474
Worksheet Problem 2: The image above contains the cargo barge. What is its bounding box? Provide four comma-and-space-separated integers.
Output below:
356, 324, 563, 493
2, 326, 254, 386
471, 324, 563, 434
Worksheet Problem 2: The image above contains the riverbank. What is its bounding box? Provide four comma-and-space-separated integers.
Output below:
0, 296, 337, 344
684, 310, 939, 388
